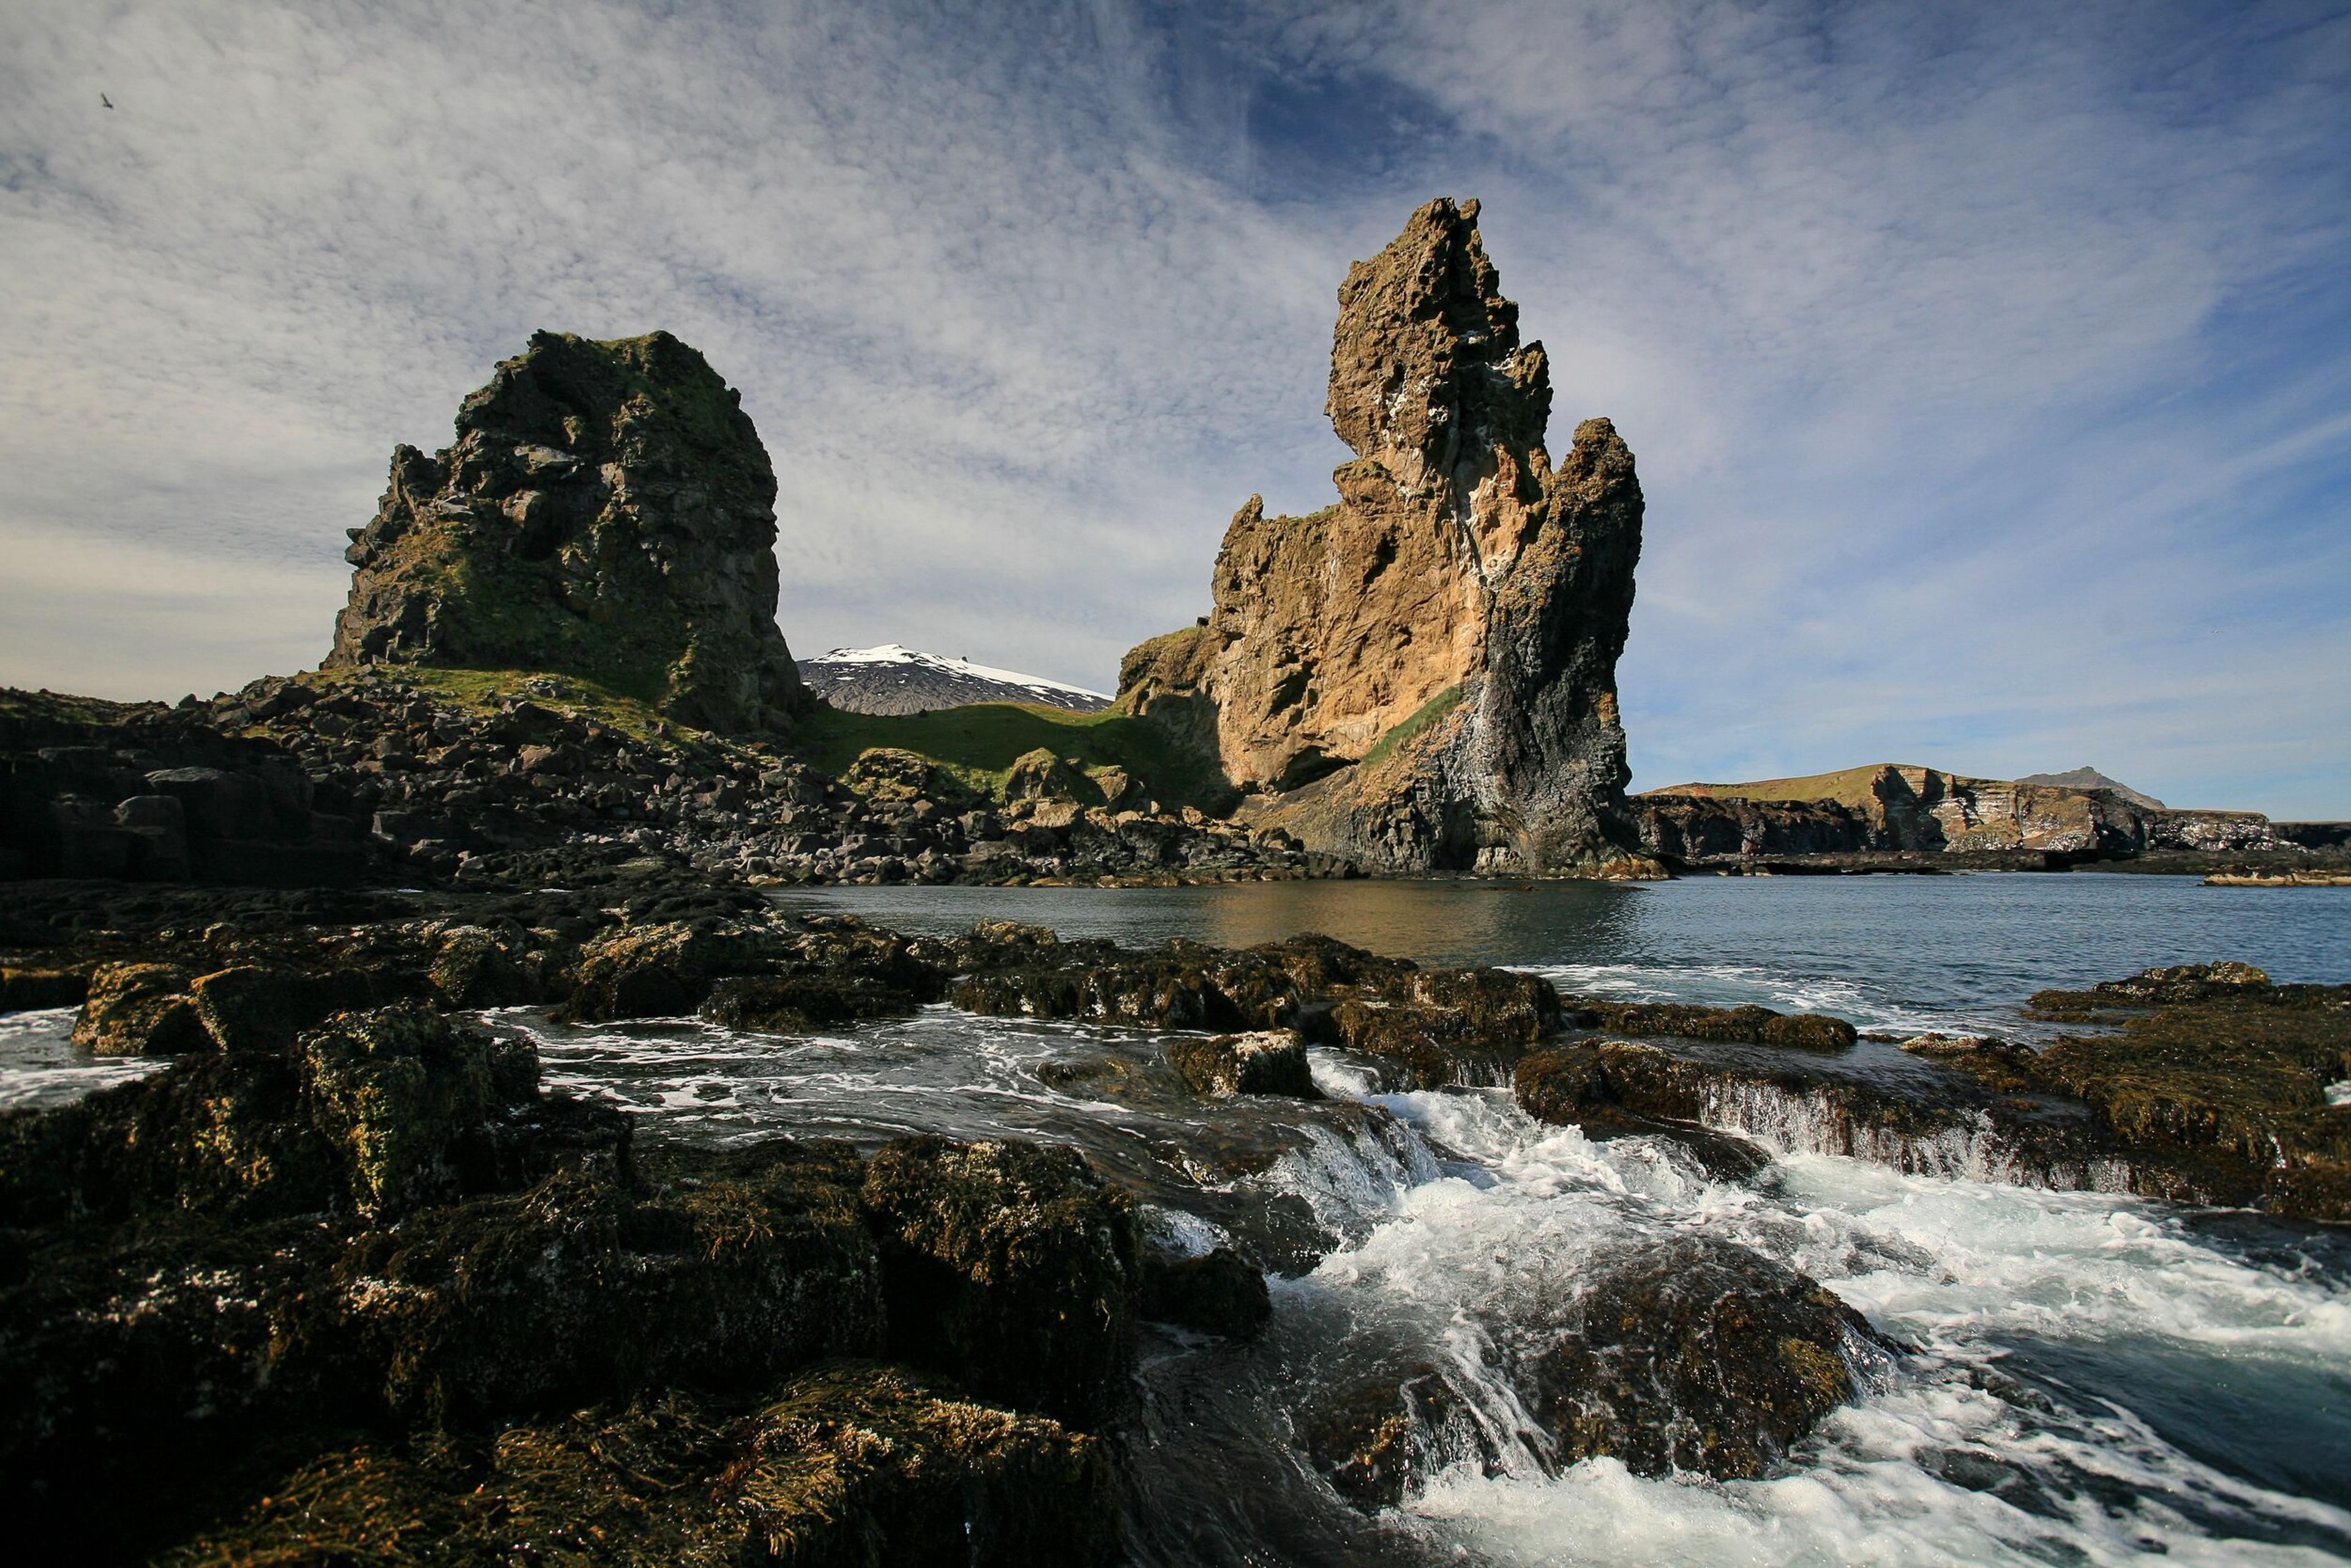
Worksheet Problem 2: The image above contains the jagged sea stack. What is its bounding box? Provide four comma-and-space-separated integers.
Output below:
1117, 198, 1653, 874
328, 331, 809, 735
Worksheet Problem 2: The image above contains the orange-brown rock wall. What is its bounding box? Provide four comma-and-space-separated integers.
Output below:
1119, 198, 1651, 874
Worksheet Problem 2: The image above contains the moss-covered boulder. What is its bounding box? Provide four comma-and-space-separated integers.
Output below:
1522, 1235, 1878, 1479
861, 1138, 1140, 1427
301, 1002, 537, 1221
189, 962, 386, 1053
1005, 747, 1092, 803
561, 917, 781, 1021
162, 1367, 1117, 1568
730, 1362, 1118, 1566
1567, 997, 1857, 1052
342, 1145, 884, 1428
70, 961, 209, 1055
841, 746, 980, 808
1166, 1030, 1318, 1098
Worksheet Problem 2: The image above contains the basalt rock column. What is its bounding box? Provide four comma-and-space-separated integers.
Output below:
1117, 198, 1650, 873
328, 331, 808, 736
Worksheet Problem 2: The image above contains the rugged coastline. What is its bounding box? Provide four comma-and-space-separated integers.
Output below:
4, 192, 2347, 1563
4, 873, 2345, 1558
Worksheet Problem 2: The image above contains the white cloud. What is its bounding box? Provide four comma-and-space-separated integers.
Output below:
2, 0, 2346, 814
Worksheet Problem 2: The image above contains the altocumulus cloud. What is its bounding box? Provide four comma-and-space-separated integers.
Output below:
3, 0, 2347, 814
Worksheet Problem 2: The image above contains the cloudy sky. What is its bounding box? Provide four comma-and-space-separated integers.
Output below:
4, 0, 2347, 815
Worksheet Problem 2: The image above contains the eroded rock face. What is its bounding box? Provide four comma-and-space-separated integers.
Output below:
328, 331, 808, 735
1117, 198, 1651, 874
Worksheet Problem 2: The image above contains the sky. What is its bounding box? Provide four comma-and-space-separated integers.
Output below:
3, 0, 2347, 817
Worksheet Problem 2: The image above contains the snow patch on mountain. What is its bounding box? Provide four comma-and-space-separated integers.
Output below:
798, 644, 1112, 716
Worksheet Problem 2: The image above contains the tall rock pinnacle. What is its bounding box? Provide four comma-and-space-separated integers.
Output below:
1117, 198, 1651, 874
326, 331, 808, 735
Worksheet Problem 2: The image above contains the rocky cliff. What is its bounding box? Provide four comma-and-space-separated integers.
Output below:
1117, 198, 1652, 876
1637, 763, 2282, 864
328, 331, 808, 736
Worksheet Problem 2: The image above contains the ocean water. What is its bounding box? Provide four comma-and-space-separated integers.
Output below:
6, 873, 2347, 1562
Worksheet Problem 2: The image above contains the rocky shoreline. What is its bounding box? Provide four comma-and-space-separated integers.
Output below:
4, 868, 2344, 1558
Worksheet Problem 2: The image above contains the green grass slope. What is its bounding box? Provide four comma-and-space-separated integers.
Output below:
796, 702, 1232, 809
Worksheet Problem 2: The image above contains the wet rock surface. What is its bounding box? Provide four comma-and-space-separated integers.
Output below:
4, 868, 2343, 1557
1520, 961, 2351, 1223
1516, 1234, 1881, 1479
953, 927, 1562, 1089
0, 929, 1144, 1559
160, 1365, 1115, 1568
1168, 1030, 1319, 1098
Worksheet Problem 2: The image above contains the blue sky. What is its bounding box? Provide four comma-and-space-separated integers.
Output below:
3, 0, 2347, 814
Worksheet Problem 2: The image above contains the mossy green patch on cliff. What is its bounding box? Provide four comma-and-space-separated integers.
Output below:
798, 702, 1232, 810
1358, 685, 1461, 776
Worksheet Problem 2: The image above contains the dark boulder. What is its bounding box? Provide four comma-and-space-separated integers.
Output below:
187, 962, 384, 1052
860, 1137, 1140, 1427
70, 961, 209, 1055
342, 1144, 884, 1428
1571, 997, 1857, 1052
168, 1365, 1117, 1568
1166, 1030, 1318, 1098
1520, 1235, 1880, 1479
1138, 1245, 1271, 1338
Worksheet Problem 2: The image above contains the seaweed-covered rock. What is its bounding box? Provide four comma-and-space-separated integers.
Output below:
343, 1143, 883, 1427
951, 941, 1251, 1031
1570, 997, 1856, 1052
2012, 968, 2351, 1220
427, 924, 538, 1008
567, 914, 950, 1027
188, 962, 384, 1053
953, 932, 1564, 1087
1166, 1030, 1318, 1098
563, 917, 782, 1021
70, 961, 209, 1055
733, 1362, 1118, 1566
1, 1003, 610, 1234
2086, 961, 2271, 1003
860, 1138, 1140, 1427
1513, 1043, 1646, 1135
0, 1050, 334, 1227
301, 1002, 536, 1220
166, 1367, 1117, 1568
702, 972, 912, 1032
1521, 1235, 1877, 1479
0, 1214, 354, 1552
1322, 965, 1565, 1087
1299, 1362, 1481, 1510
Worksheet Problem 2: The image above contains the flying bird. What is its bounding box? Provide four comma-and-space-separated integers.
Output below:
100, 93, 113, 108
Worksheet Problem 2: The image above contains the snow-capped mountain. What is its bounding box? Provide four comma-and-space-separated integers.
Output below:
797, 645, 1113, 716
